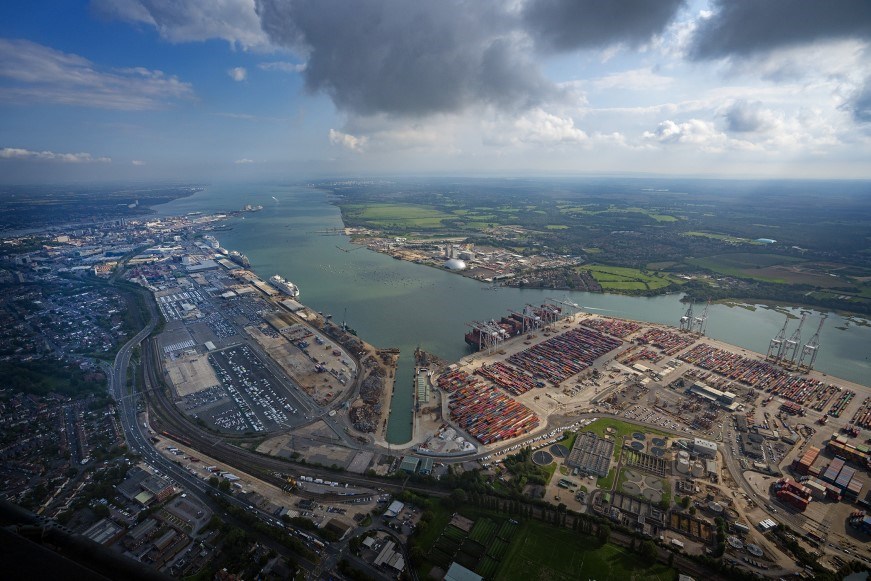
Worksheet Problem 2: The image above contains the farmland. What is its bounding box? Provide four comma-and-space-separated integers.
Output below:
583, 265, 682, 292
325, 177, 871, 315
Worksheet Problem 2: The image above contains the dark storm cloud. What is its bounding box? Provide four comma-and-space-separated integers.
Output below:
256, 0, 558, 117
849, 79, 871, 123
690, 0, 871, 59
522, 0, 685, 52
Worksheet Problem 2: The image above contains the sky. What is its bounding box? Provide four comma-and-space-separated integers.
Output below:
1, 0, 870, 182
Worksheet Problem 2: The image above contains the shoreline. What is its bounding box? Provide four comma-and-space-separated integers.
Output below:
335, 213, 871, 321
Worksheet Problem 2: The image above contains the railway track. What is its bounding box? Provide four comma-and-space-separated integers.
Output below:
140, 337, 449, 500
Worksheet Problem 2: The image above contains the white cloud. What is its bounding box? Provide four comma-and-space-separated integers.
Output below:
328, 129, 367, 152
228, 67, 247, 82
131, 159, 145, 165
593, 67, 673, 91
0, 38, 193, 110
234, 158, 254, 164
485, 108, 588, 146
0, 147, 111, 163
90, 0, 269, 50
643, 119, 733, 152
258, 61, 306, 73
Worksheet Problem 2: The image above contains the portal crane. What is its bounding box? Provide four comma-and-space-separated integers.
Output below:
546, 296, 582, 320
523, 304, 544, 330
798, 315, 826, 370
692, 299, 710, 335
781, 313, 807, 364
768, 316, 789, 359
679, 301, 694, 332
509, 310, 538, 333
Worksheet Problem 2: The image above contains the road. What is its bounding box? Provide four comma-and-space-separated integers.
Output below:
108, 286, 324, 573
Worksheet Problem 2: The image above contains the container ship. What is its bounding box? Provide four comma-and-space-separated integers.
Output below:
464, 304, 561, 350
269, 275, 300, 298
228, 250, 250, 268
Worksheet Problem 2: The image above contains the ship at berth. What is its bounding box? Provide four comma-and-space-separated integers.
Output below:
270, 275, 300, 298
228, 250, 250, 268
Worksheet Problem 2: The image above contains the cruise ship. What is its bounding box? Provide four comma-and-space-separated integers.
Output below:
228, 250, 250, 268
270, 275, 300, 298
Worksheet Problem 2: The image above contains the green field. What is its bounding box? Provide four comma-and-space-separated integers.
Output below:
585, 418, 666, 459
342, 203, 452, 229
597, 467, 617, 490
496, 521, 674, 581
583, 265, 680, 291
559, 205, 679, 223
683, 231, 764, 244
686, 252, 805, 283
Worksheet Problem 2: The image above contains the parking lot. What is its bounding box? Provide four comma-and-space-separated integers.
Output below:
199, 345, 306, 433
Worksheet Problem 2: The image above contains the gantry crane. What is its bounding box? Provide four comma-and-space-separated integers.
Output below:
680, 301, 694, 332
798, 315, 826, 370
768, 316, 789, 360
692, 299, 710, 335
781, 313, 807, 364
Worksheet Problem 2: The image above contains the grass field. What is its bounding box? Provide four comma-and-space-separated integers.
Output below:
597, 467, 617, 490
585, 418, 666, 457
559, 205, 679, 223
683, 231, 764, 244
342, 203, 452, 229
496, 520, 674, 581
686, 252, 807, 283
583, 265, 680, 291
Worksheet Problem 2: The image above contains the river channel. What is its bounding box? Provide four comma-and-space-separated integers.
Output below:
156, 183, 871, 444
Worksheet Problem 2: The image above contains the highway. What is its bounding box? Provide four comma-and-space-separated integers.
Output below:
108, 287, 326, 572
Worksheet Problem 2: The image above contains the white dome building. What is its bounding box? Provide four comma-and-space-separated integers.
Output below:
444, 258, 467, 271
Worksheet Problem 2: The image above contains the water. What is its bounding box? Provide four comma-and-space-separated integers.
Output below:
156, 183, 871, 444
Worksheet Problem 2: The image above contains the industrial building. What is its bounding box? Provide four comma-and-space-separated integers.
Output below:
373, 540, 405, 573
399, 456, 420, 474
739, 433, 765, 460
566, 431, 614, 477
688, 382, 739, 410
82, 518, 125, 546
692, 438, 717, 459
384, 500, 404, 518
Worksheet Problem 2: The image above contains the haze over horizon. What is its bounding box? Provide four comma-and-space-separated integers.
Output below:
2, 1, 871, 183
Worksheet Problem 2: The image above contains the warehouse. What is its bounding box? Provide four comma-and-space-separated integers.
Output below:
693, 438, 717, 459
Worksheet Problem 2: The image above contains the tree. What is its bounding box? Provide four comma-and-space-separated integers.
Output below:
218, 479, 231, 492
680, 496, 691, 509
639, 540, 658, 560
597, 524, 611, 546
450, 488, 468, 506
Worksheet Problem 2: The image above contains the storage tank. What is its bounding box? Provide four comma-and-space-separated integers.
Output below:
708, 501, 724, 515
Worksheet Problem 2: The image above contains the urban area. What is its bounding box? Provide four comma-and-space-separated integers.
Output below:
2, 202, 870, 581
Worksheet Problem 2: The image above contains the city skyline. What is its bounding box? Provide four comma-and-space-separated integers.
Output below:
1, 0, 870, 182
